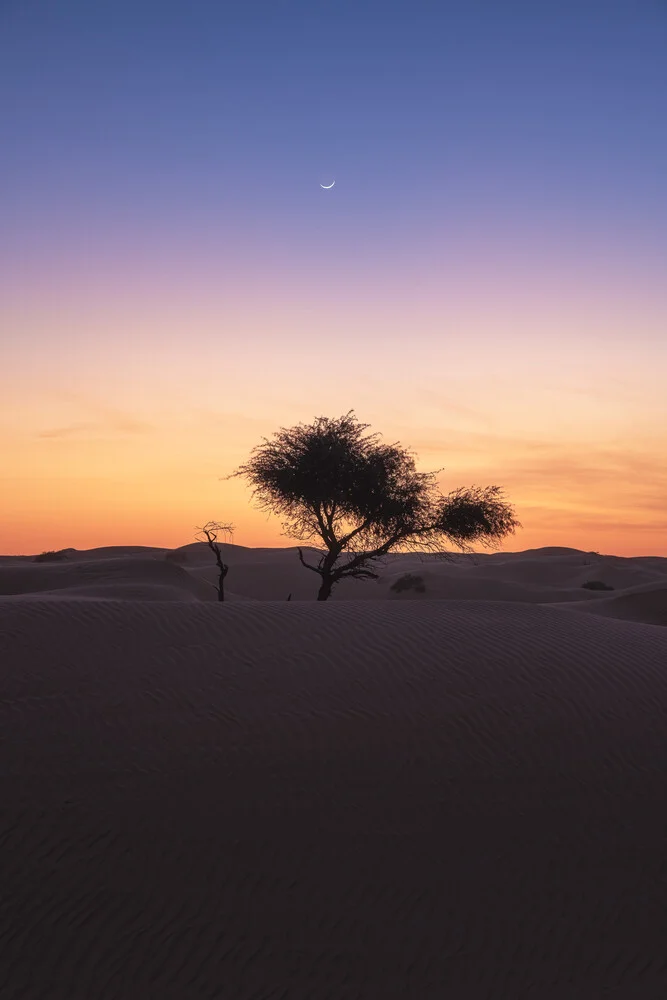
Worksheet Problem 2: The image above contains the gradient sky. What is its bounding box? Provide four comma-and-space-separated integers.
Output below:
2, 0, 666, 556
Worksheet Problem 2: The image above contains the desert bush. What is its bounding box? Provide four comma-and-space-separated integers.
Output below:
34, 550, 68, 563
390, 573, 426, 593
581, 580, 614, 591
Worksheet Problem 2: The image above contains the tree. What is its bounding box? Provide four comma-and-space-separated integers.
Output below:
195, 520, 235, 602
224, 411, 521, 601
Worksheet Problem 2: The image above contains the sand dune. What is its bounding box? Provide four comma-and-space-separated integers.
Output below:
2, 545, 665, 625
545, 581, 667, 628
1, 597, 667, 998
379, 565, 607, 604
452, 552, 667, 590
0, 555, 217, 602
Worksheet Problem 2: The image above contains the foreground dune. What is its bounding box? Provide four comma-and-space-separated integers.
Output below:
2, 597, 667, 998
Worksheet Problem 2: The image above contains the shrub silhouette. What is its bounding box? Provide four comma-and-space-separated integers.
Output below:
225, 411, 521, 601
390, 573, 426, 594
34, 550, 68, 563
581, 580, 615, 591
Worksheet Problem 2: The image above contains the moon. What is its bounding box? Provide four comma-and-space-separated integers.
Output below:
320, 180, 335, 189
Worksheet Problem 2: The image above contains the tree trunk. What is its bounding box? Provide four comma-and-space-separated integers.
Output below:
217, 571, 225, 602
316, 576, 333, 601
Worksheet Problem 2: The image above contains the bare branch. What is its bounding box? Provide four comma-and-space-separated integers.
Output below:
344, 568, 380, 581
195, 520, 235, 602
297, 547, 322, 575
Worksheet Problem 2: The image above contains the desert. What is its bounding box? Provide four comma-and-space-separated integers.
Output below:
3, 0, 666, 994
2, 544, 667, 997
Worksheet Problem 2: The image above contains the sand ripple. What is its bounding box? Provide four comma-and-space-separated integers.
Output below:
1, 599, 667, 997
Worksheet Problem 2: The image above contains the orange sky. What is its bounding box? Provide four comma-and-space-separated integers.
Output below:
2, 277, 665, 556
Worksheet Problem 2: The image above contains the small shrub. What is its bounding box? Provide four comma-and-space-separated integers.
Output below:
390, 573, 426, 594
581, 579, 614, 591
34, 550, 68, 563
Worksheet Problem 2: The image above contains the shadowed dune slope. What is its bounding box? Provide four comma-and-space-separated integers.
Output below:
544, 582, 667, 628
453, 553, 667, 590
2, 598, 667, 998
0, 556, 217, 602
378, 566, 606, 604
183, 545, 326, 601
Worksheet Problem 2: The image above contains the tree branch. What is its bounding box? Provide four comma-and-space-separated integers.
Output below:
312, 502, 338, 550
334, 532, 404, 575
337, 515, 374, 551
297, 547, 322, 575
345, 568, 380, 580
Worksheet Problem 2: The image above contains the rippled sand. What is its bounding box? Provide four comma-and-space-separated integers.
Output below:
2, 588, 667, 998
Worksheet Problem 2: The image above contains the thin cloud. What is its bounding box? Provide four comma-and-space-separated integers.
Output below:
188, 407, 275, 433
407, 433, 667, 520
413, 387, 493, 424
540, 376, 646, 403
37, 422, 97, 439
109, 416, 154, 433
35, 390, 155, 438
37, 416, 153, 438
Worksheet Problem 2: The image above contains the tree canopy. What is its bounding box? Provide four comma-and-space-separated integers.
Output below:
225, 411, 521, 600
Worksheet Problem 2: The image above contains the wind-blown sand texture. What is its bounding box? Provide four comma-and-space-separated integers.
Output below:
2, 545, 667, 997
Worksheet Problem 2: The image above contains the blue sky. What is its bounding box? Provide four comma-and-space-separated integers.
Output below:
3, 0, 666, 241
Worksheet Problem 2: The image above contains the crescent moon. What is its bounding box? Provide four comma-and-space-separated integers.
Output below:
320, 180, 335, 189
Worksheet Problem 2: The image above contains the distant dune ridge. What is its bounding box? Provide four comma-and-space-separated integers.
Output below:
2, 545, 667, 996
1, 543, 665, 623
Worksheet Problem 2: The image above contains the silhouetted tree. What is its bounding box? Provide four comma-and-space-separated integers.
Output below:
195, 520, 234, 602
225, 411, 521, 601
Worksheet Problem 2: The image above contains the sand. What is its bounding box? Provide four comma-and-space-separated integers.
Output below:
1, 545, 667, 997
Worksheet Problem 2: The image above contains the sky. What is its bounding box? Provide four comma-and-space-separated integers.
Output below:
1, 0, 666, 556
